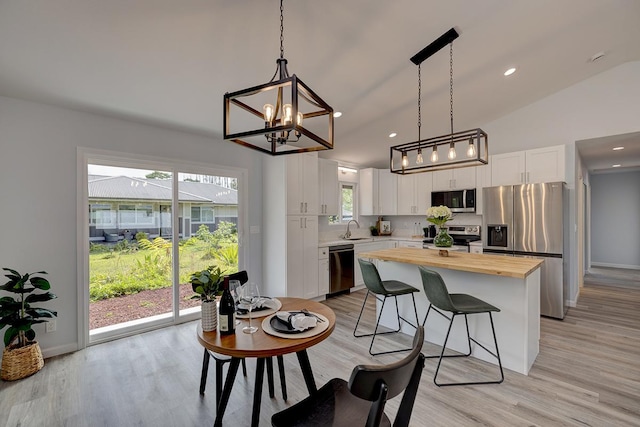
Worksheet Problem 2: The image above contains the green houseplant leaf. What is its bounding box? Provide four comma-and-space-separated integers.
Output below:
190, 265, 225, 302
0, 268, 57, 348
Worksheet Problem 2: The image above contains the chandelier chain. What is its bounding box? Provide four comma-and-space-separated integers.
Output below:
449, 42, 454, 137
417, 64, 421, 141
279, 0, 284, 59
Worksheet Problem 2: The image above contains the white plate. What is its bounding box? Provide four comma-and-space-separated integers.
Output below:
261, 312, 330, 339
236, 298, 282, 319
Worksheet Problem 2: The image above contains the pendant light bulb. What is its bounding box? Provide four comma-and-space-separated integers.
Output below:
401, 152, 409, 168
282, 104, 293, 125
466, 139, 476, 157
448, 142, 457, 160
296, 112, 303, 126
263, 104, 275, 123
430, 146, 439, 163
416, 148, 424, 164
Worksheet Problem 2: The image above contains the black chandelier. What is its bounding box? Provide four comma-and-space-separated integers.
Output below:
390, 28, 488, 174
224, 0, 334, 155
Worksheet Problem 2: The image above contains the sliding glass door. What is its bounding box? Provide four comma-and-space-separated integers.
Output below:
85, 160, 241, 343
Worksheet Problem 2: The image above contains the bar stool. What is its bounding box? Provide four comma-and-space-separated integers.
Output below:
418, 266, 504, 386
354, 259, 420, 356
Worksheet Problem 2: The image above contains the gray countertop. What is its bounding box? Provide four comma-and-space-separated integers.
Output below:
318, 236, 425, 248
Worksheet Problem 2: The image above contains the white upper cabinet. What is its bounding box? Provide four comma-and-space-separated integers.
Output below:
359, 168, 397, 216
525, 145, 566, 184
474, 163, 492, 215
432, 167, 477, 191
491, 145, 565, 186
490, 151, 525, 186
377, 169, 397, 215
397, 172, 432, 215
318, 158, 339, 216
286, 153, 319, 215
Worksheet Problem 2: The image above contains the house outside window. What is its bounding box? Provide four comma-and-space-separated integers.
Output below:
191, 206, 214, 223
89, 204, 115, 227
118, 204, 154, 225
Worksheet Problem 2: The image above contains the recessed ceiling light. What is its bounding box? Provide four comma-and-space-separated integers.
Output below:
333, 111, 342, 118
612, 164, 621, 168
389, 132, 397, 138
504, 67, 516, 76
612, 146, 624, 151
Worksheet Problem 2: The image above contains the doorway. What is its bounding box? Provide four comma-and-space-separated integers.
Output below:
83, 158, 242, 344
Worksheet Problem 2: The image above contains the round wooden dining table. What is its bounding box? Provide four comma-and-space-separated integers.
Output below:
197, 297, 336, 427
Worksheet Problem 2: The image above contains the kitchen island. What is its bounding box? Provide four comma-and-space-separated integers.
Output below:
358, 248, 543, 375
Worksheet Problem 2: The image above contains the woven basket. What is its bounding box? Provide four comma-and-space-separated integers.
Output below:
1, 341, 44, 381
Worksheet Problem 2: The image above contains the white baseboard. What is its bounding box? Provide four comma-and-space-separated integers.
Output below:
42, 342, 79, 359
591, 262, 640, 270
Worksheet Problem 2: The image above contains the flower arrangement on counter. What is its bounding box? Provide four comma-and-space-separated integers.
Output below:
426, 205, 453, 228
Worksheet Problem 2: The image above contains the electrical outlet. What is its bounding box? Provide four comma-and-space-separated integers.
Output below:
45, 319, 57, 333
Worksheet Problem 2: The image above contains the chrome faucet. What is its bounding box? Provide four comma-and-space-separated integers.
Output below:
344, 219, 360, 239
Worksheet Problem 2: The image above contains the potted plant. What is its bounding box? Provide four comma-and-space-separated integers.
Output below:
190, 265, 225, 331
0, 268, 57, 381
369, 225, 379, 236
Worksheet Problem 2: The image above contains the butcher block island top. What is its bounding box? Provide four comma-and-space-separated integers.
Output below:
358, 247, 543, 279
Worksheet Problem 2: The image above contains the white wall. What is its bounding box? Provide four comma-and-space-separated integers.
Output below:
590, 171, 640, 269
0, 95, 264, 358
482, 61, 640, 304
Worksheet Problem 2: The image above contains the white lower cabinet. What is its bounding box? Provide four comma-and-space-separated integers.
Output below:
286, 216, 319, 298
318, 247, 330, 296
354, 241, 395, 287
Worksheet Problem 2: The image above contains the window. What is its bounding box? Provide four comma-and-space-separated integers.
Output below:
118, 204, 154, 225
329, 182, 356, 224
191, 206, 214, 223
89, 204, 114, 227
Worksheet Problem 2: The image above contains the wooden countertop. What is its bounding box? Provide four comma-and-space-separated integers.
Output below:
358, 248, 544, 279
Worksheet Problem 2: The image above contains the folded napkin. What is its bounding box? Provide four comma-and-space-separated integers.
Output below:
276, 311, 318, 331
238, 297, 278, 311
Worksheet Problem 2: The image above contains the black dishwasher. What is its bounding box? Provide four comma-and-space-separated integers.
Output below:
329, 244, 354, 295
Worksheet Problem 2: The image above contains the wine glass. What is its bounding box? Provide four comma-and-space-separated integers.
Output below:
240, 282, 260, 334
229, 280, 242, 325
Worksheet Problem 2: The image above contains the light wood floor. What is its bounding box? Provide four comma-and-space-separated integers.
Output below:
2, 278, 639, 426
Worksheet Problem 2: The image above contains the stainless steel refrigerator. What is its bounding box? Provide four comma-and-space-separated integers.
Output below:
482, 182, 569, 319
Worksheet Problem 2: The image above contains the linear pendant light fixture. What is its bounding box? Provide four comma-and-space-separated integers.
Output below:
390, 28, 488, 174
223, 0, 334, 155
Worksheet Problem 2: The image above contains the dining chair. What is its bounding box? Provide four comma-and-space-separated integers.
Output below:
354, 259, 420, 355
199, 270, 288, 400
418, 266, 504, 386
271, 326, 425, 427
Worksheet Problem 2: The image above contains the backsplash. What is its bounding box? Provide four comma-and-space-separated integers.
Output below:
318, 213, 482, 241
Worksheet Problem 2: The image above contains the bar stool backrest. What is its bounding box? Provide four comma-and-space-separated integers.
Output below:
358, 259, 388, 295
418, 267, 457, 312
227, 270, 248, 285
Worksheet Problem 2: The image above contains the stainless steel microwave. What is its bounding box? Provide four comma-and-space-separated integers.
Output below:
431, 189, 476, 213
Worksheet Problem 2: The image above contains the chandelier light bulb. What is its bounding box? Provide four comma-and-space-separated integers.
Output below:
416, 148, 424, 164
401, 152, 409, 168
282, 104, 293, 125
448, 142, 457, 160
263, 104, 275, 123
430, 146, 439, 163
296, 112, 303, 126
466, 140, 476, 157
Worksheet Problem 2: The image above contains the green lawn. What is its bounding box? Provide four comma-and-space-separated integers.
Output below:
89, 237, 238, 302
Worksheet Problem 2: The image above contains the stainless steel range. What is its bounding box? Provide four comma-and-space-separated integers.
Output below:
423, 225, 481, 252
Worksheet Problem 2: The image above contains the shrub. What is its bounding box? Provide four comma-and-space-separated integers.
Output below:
90, 243, 110, 253
135, 231, 148, 241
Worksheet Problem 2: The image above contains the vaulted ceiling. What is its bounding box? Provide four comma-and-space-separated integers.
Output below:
1, 0, 639, 171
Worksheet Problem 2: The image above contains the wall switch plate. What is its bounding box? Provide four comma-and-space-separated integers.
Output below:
45, 319, 56, 333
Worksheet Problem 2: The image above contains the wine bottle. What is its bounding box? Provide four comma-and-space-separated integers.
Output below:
218, 276, 236, 335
